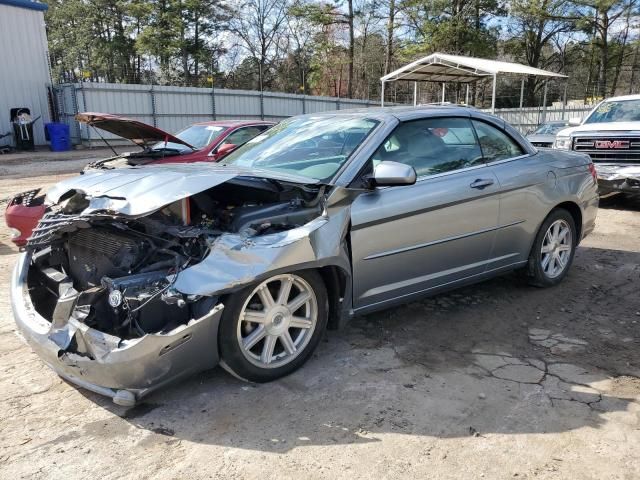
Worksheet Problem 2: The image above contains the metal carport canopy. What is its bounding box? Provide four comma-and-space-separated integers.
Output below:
380, 52, 567, 113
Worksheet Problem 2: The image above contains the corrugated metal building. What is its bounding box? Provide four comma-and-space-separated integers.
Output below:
0, 0, 50, 146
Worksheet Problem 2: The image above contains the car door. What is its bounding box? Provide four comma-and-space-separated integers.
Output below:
210, 125, 270, 159
471, 118, 551, 269
349, 116, 500, 311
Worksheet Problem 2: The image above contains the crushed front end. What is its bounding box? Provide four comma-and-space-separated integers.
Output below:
10, 170, 333, 405
595, 164, 640, 196
12, 202, 226, 405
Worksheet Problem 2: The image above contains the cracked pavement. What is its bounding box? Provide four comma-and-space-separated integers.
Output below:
1, 165, 640, 479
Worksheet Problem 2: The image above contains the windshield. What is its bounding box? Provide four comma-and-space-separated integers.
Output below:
222, 115, 380, 181
151, 125, 226, 152
584, 100, 640, 124
532, 122, 568, 135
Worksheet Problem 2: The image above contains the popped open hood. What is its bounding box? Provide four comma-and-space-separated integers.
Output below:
45, 163, 320, 216
76, 112, 196, 150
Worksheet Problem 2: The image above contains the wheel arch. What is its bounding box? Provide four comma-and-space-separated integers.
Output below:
526, 201, 582, 277
318, 265, 352, 330
552, 201, 583, 242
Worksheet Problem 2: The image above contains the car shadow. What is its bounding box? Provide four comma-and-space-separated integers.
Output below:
599, 194, 640, 211
0, 239, 18, 257
77, 245, 640, 451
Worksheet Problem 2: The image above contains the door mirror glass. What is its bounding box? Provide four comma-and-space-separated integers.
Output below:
568, 117, 582, 126
216, 143, 237, 157
372, 161, 417, 187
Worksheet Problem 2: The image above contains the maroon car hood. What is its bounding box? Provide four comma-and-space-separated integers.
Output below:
75, 112, 196, 149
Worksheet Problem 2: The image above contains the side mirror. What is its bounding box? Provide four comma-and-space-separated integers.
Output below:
568, 117, 582, 126
215, 143, 237, 157
371, 161, 417, 187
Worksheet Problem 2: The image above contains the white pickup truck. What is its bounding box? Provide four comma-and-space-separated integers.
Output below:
553, 94, 640, 196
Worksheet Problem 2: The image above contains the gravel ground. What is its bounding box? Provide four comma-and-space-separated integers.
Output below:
1, 159, 639, 480
0, 147, 131, 181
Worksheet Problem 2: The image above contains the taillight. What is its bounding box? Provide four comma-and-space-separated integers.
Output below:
588, 163, 597, 183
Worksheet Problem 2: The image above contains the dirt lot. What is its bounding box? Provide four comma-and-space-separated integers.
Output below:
1, 153, 639, 479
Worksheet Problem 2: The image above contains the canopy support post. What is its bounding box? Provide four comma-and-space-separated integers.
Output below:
441, 83, 446, 103
413, 81, 418, 106
381, 80, 385, 107
465, 84, 469, 105
541, 80, 548, 123
491, 74, 497, 114
562, 80, 568, 118
519, 78, 525, 110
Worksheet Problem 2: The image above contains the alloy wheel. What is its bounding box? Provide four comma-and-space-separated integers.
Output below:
540, 219, 573, 279
236, 274, 318, 369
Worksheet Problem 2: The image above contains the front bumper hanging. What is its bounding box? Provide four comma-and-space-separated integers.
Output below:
596, 164, 640, 196
11, 253, 224, 406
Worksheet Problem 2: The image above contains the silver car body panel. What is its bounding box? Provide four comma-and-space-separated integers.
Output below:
45, 164, 319, 217
172, 197, 353, 296
11, 106, 598, 404
350, 164, 501, 308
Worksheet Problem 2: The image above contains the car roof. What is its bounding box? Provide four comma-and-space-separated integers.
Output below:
193, 120, 276, 127
295, 105, 484, 122
600, 94, 640, 102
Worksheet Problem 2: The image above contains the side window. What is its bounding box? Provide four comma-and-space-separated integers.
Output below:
370, 117, 484, 177
472, 120, 524, 162
221, 126, 264, 147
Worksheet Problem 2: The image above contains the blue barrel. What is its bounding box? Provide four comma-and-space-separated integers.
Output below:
45, 122, 71, 151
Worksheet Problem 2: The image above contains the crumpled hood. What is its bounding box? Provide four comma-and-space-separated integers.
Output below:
46, 163, 318, 217
556, 122, 640, 137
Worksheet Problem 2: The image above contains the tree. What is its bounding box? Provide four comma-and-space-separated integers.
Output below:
384, 0, 396, 75
504, 0, 576, 105
291, 0, 357, 97
400, 0, 502, 57
42, 0, 639, 101
573, 0, 633, 97
230, 0, 289, 91
136, 0, 182, 82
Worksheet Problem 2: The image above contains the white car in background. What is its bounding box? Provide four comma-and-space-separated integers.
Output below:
526, 120, 570, 148
553, 94, 640, 196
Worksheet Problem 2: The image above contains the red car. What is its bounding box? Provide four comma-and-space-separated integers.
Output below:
5, 113, 274, 246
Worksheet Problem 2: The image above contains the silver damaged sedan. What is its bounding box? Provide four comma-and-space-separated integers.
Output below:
11, 106, 599, 405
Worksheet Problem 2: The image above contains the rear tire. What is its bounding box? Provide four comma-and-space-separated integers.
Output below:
527, 208, 577, 287
219, 270, 328, 382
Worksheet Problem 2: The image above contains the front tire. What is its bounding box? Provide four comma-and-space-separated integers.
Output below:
527, 208, 577, 287
219, 270, 328, 382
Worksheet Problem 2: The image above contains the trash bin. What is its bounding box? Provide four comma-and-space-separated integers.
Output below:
45, 122, 71, 151
11, 108, 37, 151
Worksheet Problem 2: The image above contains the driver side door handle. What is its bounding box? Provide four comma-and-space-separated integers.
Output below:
470, 178, 494, 189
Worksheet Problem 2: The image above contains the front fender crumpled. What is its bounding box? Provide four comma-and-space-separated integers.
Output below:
172, 198, 353, 297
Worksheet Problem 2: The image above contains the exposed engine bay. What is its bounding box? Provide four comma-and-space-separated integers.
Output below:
26, 177, 324, 342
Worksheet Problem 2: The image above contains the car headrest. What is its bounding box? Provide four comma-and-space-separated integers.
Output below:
406, 130, 446, 157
